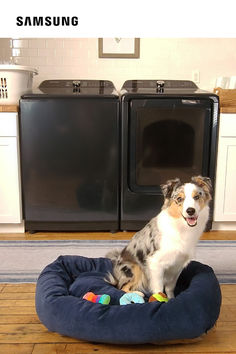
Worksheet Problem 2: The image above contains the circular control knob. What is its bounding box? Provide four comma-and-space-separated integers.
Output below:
156, 80, 165, 92
73, 80, 81, 88
156, 80, 165, 88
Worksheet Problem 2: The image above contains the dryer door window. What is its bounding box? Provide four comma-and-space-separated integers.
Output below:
128, 98, 212, 193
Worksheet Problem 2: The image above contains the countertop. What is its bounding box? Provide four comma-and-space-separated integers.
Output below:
0, 105, 18, 112
214, 88, 236, 113
220, 107, 236, 113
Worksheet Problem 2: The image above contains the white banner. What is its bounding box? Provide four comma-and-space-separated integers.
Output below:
0, 0, 236, 38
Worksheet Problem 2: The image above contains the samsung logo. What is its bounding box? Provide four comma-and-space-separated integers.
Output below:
16, 16, 79, 26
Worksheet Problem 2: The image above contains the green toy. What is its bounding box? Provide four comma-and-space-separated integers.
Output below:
148, 292, 169, 303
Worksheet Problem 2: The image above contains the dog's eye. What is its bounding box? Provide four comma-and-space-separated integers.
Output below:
194, 195, 200, 200
176, 196, 183, 203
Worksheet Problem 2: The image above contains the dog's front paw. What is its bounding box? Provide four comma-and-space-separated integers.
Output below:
166, 291, 174, 299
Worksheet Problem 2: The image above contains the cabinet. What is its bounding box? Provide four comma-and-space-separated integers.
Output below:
214, 113, 236, 221
0, 113, 22, 223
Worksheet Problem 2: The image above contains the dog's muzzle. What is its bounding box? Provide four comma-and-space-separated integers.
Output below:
183, 208, 198, 227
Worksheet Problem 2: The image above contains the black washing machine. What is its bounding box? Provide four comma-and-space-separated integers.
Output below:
19, 80, 120, 232
120, 80, 219, 231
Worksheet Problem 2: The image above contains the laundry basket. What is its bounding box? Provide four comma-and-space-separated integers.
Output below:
0, 65, 38, 105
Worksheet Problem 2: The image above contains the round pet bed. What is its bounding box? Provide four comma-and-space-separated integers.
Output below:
35, 255, 221, 345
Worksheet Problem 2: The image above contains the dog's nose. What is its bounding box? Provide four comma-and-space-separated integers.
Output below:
186, 207, 195, 216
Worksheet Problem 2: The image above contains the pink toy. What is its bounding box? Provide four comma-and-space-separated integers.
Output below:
83, 292, 110, 305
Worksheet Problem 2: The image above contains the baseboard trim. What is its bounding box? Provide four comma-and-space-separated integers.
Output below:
212, 221, 236, 230
0, 222, 25, 233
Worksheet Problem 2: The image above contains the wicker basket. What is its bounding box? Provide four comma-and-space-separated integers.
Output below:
0, 65, 38, 105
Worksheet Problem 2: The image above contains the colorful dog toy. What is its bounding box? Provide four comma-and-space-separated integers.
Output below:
148, 292, 169, 303
83, 292, 110, 305
119, 292, 145, 305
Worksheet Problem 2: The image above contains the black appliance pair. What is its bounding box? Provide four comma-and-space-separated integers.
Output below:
19, 79, 219, 233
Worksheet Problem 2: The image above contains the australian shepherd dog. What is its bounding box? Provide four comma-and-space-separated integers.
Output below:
106, 176, 212, 299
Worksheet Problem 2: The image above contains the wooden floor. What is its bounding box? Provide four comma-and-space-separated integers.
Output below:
0, 229, 236, 241
0, 230, 236, 354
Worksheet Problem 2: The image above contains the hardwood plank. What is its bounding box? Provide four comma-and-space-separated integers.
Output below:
1, 284, 36, 293
31, 330, 236, 353
0, 231, 134, 241
218, 305, 236, 321
0, 324, 77, 344
32, 343, 161, 354
0, 344, 33, 354
0, 307, 36, 315
221, 297, 236, 305
201, 230, 236, 240
0, 323, 47, 334
0, 292, 35, 300
32, 344, 68, 354
217, 321, 236, 331
0, 300, 35, 307
221, 284, 236, 295
0, 315, 40, 324
0, 230, 236, 240
220, 285, 236, 306
32, 342, 193, 354
194, 329, 236, 352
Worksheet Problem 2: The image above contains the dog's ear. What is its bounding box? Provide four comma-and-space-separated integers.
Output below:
191, 176, 212, 199
160, 178, 181, 199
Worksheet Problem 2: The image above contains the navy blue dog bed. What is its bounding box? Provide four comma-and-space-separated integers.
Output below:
35, 255, 221, 345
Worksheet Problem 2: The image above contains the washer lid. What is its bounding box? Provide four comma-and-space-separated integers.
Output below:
122, 80, 198, 90
120, 80, 218, 97
39, 79, 115, 89
21, 79, 118, 98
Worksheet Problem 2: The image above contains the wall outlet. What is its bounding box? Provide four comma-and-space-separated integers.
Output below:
192, 70, 200, 83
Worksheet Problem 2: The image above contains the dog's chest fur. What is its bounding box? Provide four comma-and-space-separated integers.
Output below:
126, 207, 207, 289
147, 217, 193, 284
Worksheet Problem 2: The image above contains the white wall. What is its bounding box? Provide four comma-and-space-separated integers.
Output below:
1, 38, 236, 91
0, 38, 12, 62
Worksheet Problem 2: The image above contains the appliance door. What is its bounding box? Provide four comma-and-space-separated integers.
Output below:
121, 96, 214, 230
19, 98, 119, 231
129, 97, 212, 193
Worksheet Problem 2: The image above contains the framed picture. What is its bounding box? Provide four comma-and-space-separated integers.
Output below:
98, 38, 140, 58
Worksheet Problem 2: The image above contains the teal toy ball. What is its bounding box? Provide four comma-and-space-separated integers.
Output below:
120, 292, 145, 305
